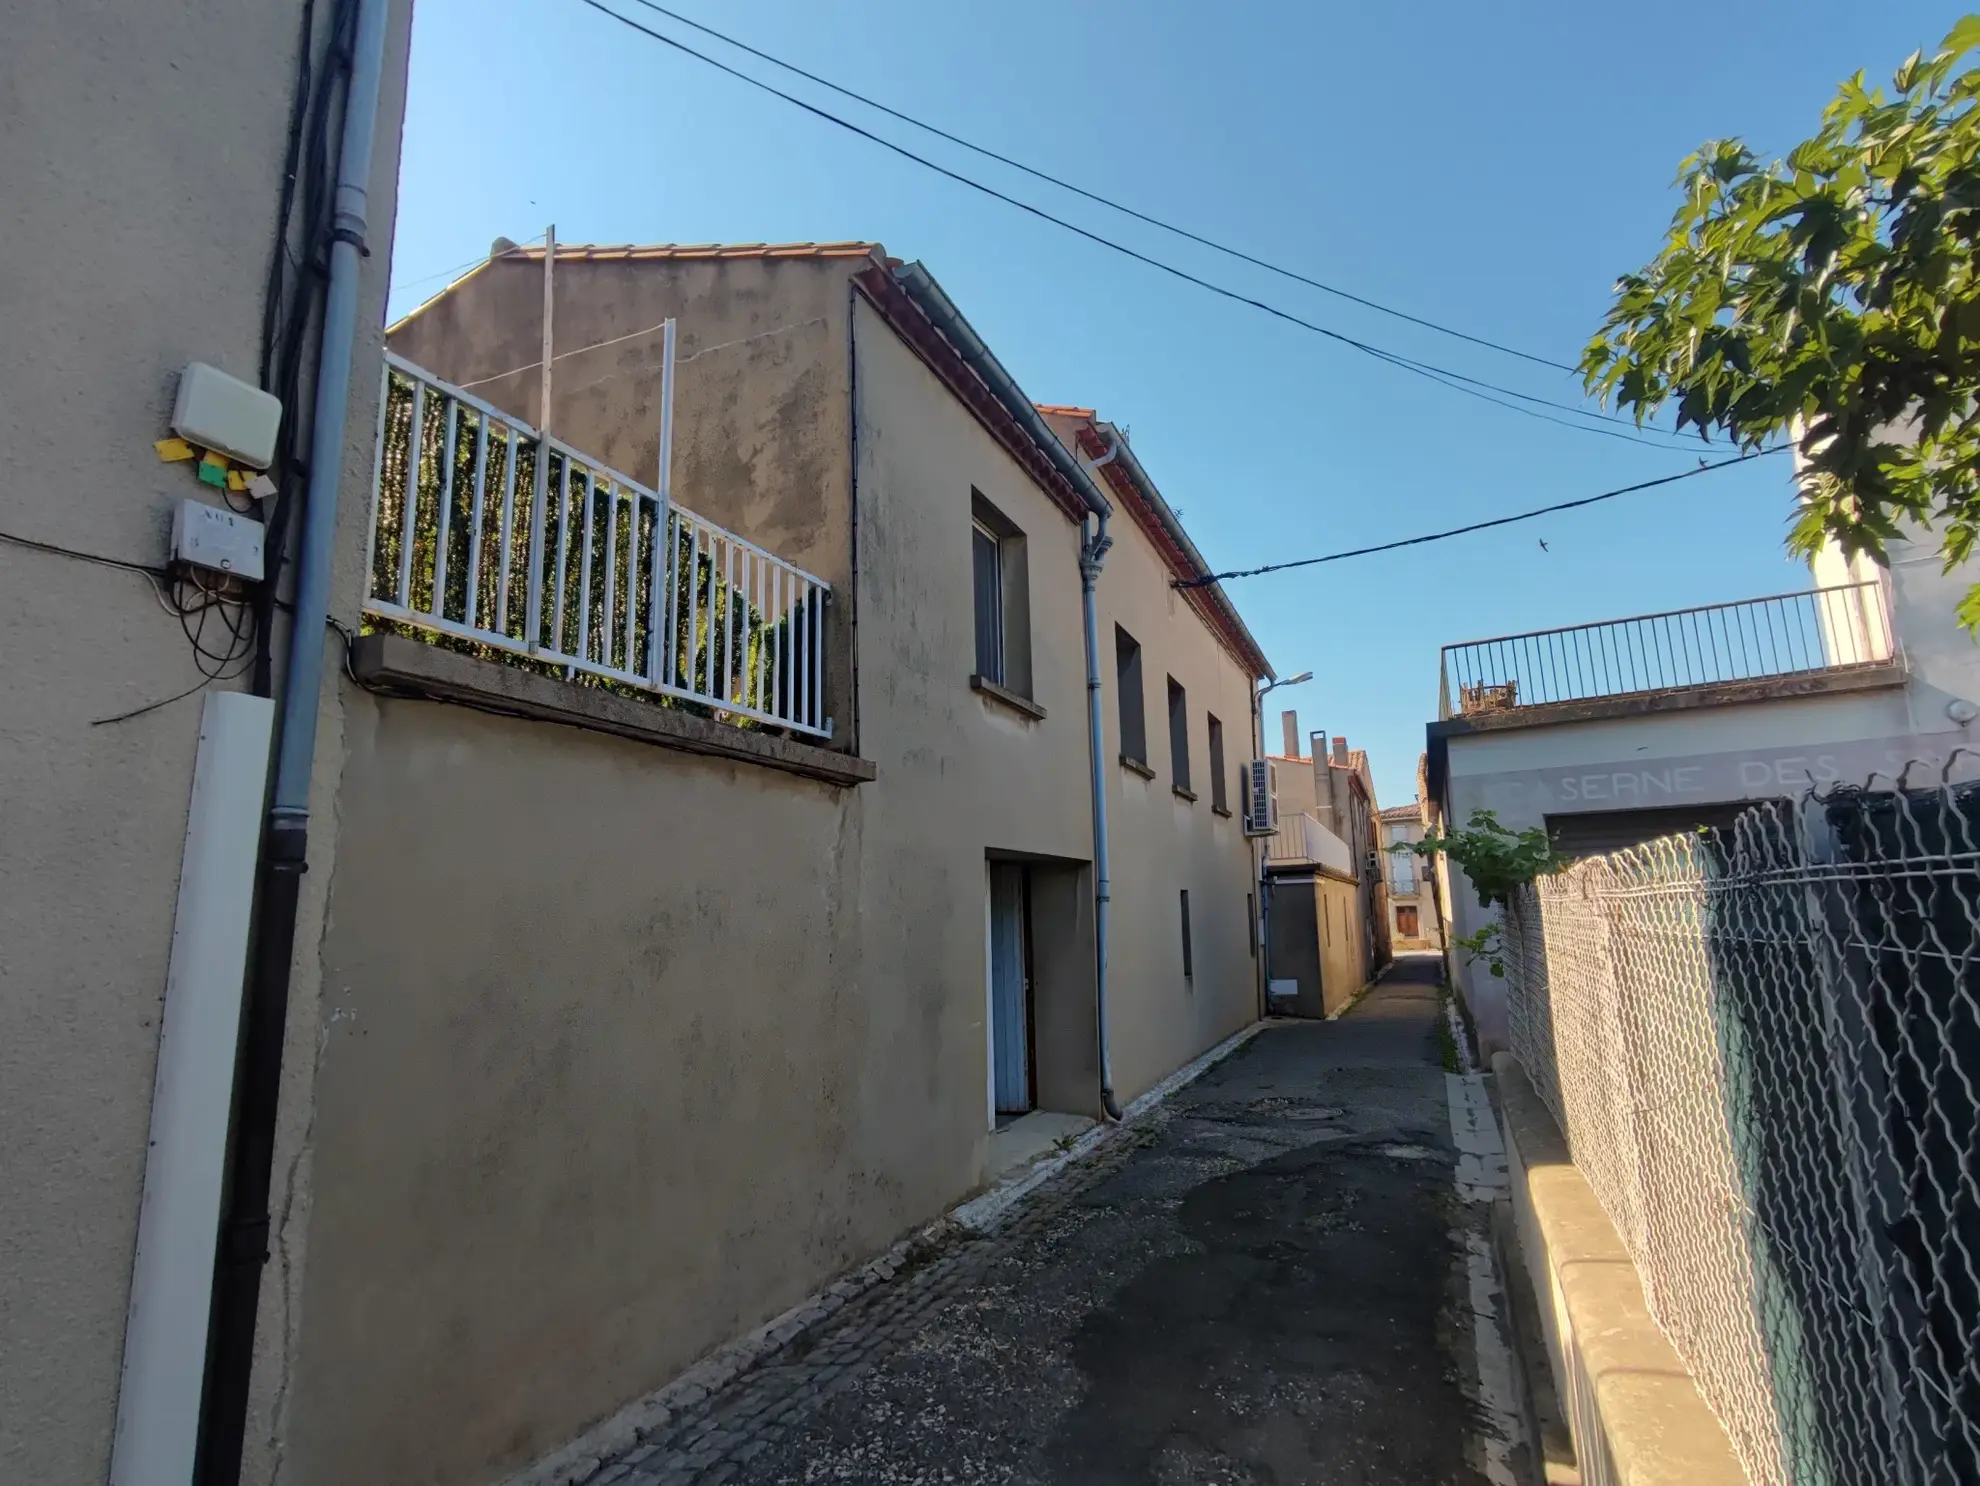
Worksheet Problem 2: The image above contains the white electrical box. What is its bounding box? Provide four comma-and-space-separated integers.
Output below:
171, 362, 282, 470
172, 499, 265, 581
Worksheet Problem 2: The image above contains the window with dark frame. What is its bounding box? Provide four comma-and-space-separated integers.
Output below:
971, 521, 1003, 685
1180, 889, 1193, 979
1167, 677, 1190, 792
1115, 626, 1147, 765
970, 492, 1033, 699
1208, 715, 1227, 812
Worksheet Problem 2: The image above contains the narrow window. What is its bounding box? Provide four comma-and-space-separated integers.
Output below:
1167, 677, 1190, 791
1208, 715, 1228, 812
1246, 892, 1257, 957
970, 492, 1032, 696
971, 521, 1003, 684
1180, 890, 1193, 979
1115, 626, 1146, 765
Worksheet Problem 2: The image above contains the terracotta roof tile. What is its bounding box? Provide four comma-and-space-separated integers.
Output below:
1034, 403, 1097, 419
512, 241, 881, 263
1379, 802, 1423, 821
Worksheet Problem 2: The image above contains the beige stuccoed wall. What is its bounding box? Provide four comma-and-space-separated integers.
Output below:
283, 698, 895, 1485
1087, 472, 1263, 1099
275, 274, 1124, 1483
0, 2, 409, 1479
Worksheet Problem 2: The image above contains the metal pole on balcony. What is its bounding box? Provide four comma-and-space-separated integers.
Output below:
539, 224, 555, 433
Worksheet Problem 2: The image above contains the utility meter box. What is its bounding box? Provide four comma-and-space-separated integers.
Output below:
172, 499, 265, 581
171, 362, 282, 470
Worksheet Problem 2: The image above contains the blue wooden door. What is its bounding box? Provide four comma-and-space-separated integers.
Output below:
989, 863, 1031, 1114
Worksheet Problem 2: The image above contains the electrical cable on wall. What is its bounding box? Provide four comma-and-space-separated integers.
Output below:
572, 0, 1700, 450
250, 0, 364, 696
0, 527, 257, 722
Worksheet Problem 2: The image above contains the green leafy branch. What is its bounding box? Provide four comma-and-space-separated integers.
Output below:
1396, 808, 1564, 909
1450, 923, 1509, 980
1582, 16, 1980, 626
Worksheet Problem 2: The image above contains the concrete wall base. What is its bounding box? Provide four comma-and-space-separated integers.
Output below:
1492, 1053, 1745, 1486
502, 1019, 1271, 1486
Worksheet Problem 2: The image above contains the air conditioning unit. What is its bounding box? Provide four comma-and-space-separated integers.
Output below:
1365, 850, 1381, 878
1243, 759, 1278, 838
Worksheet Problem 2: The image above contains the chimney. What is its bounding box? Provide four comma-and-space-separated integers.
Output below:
1332, 736, 1349, 768
1281, 710, 1300, 758
1310, 733, 1331, 825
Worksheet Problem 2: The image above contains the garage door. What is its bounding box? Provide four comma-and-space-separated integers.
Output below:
1545, 801, 1777, 860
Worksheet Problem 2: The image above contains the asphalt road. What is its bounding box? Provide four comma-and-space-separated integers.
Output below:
613, 954, 1524, 1485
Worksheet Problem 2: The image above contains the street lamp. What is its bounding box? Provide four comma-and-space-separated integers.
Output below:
1251, 671, 1311, 1018
1252, 671, 1313, 766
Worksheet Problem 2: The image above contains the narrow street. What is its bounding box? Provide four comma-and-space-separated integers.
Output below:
590, 956, 1526, 1486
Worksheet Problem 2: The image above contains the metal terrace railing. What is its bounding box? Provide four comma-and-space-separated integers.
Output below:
1437, 582, 1895, 721
364, 349, 831, 737
1265, 811, 1355, 876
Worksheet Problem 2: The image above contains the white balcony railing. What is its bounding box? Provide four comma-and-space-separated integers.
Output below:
1265, 811, 1355, 876
364, 350, 831, 737
1437, 582, 1894, 721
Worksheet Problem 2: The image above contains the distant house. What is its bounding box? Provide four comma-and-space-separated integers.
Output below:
1259, 712, 1391, 1016
1379, 792, 1444, 953
238, 239, 1278, 1483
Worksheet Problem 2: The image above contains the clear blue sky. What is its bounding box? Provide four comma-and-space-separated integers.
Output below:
387, 0, 1956, 804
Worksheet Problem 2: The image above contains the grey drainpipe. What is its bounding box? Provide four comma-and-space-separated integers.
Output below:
1081, 439, 1122, 1120
195, 0, 391, 1476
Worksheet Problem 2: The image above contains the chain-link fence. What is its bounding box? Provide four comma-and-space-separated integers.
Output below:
1503, 777, 1980, 1486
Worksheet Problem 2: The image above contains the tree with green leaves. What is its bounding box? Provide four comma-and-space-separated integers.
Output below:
1584, 17, 1980, 625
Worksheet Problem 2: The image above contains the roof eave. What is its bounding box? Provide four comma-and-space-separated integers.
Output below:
1098, 420, 1272, 679
886, 262, 1111, 521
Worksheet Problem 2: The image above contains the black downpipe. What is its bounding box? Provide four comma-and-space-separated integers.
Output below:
193, 837, 304, 1486
194, 0, 389, 1472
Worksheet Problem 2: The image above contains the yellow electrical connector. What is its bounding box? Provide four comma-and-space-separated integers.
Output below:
154, 437, 196, 462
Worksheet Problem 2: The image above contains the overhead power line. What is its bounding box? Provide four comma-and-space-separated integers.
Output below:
572, 0, 1698, 451
389, 231, 546, 297
1176, 449, 1785, 588
615, 0, 1574, 374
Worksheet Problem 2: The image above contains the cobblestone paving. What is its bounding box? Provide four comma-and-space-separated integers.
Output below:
578, 962, 1509, 1485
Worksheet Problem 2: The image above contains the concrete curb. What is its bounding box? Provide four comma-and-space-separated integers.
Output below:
502, 1016, 1275, 1486
1492, 1052, 1744, 1486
